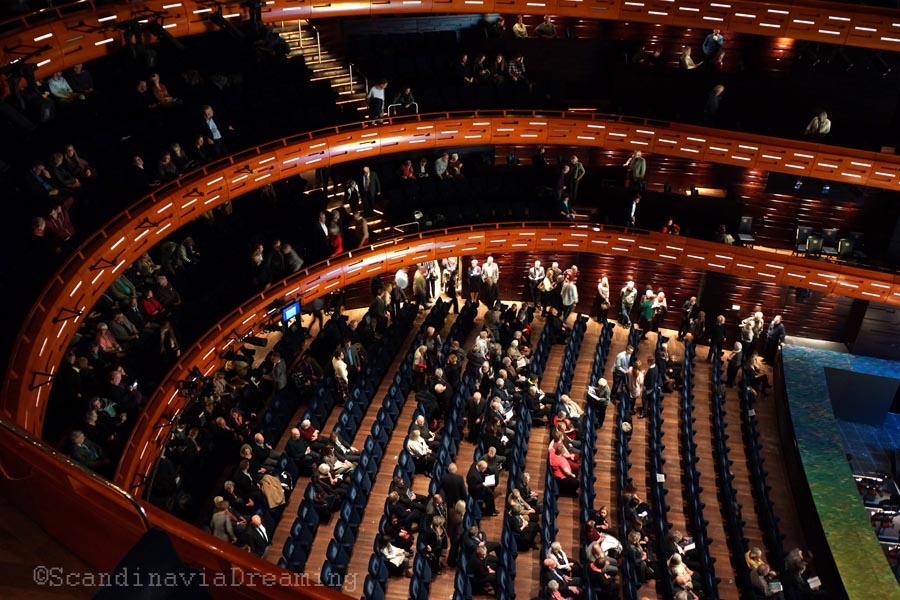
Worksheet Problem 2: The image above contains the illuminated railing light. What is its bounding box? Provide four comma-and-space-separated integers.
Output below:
636, 129, 655, 135
680, 148, 700, 153
761, 154, 782, 160
659, 254, 677, 260
703, 16, 724, 21
710, 2, 731, 7
854, 26, 877, 32
192, 7, 212, 13
871, 283, 891, 289
678, 6, 699, 11
735, 13, 757, 18
709, 146, 728, 152
156, 202, 173, 214
738, 144, 758, 150
759, 23, 781, 28
97, 15, 117, 22
785, 163, 804, 170
163, 23, 177, 28
617, 237, 636, 243
586, 124, 605, 129
793, 19, 815, 25
850, 161, 872, 167
839, 282, 859, 288
862, 291, 881, 298
817, 163, 838, 168
665, 245, 683, 251
94, 37, 115, 45
473, 122, 490, 126
630, 141, 648, 145
818, 29, 840, 35
736, 263, 754, 269
231, 174, 248, 183
767, 8, 789, 14
638, 245, 655, 251
686, 136, 706, 142
163, 3, 182, 8
840, 172, 862, 178
708, 262, 726, 269
687, 254, 704, 260
648, 11, 669, 16
731, 155, 751, 161
577, 136, 595, 140
34, 32, 53, 41
658, 138, 677, 144
611, 247, 629, 252
765, 264, 784, 269
37, 58, 51, 67
794, 152, 814, 158
880, 36, 900, 43
608, 132, 627, 137
828, 15, 851, 21
875, 171, 896, 177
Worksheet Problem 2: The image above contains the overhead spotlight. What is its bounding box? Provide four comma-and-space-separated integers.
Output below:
794, 178, 803, 190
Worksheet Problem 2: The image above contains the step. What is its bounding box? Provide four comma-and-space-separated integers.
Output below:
310, 72, 351, 83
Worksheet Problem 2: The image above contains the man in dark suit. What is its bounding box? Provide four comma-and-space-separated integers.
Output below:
440, 462, 468, 507
360, 166, 380, 214
707, 314, 727, 362
466, 460, 497, 515
242, 515, 271, 558
639, 357, 659, 418
678, 296, 700, 341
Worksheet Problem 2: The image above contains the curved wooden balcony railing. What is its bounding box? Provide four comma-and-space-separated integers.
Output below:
113, 219, 900, 491
4, 0, 900, 88
0, 417, 357, 598
4, 111, 900, 447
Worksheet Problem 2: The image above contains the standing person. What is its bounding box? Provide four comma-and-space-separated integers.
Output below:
482, 255, 500, 284
445, 261, 460, 314
560, 277, 579, 322
626, 194, 640, 227
588, 377, 612, 428
650, 291, 668, 334
624, 150, 646, 191
702, 29, 724, 66
360, 166, 380, 215
707, 314, 727, 362
628, 360, 645, 417
639, 357, 658, 418
593, 276, 610, 321
366, 79, 388, 124
528, 260, 545, 307
468, 259, 483, 304
619, 280, 638, 327
678, 296, 699, 341
344, 179, 361, 213
638, 292, 654, 341
764, 315, 786, 364
569, 155, 586, 203
556, 164, 570, 201
612, 345, 634, 398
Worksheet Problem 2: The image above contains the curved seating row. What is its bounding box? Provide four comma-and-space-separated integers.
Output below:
739, 370, 788, 576
671, 339, 720, 599
709, 353, 756, 595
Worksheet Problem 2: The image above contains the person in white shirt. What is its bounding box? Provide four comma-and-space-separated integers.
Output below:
367, 79, 388, 123
512, 15, 528, 38
47, 72, 81, 102
406, 429, 435, 475
528, 260, 545, 306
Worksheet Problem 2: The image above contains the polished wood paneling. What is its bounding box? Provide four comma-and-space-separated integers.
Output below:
4, 0, 900, 88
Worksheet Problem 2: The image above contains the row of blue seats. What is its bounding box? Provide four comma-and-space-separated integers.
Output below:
539, 315, 589, 596
644, 327, 675, 600
365, 300, 480, 600
278, 303, 423, 574
738, 369, 788, 577
710, 354, 756, 595
320, 300, 455, 589
674, 340, 720, 600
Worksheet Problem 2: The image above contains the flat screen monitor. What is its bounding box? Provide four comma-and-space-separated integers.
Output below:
281, 301, 301, 326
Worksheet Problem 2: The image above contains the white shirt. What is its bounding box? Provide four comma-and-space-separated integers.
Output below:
482, 262, 499, 282
367, 85, 385, 101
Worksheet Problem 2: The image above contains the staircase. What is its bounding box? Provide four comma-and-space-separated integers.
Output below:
274, 20, 369, 116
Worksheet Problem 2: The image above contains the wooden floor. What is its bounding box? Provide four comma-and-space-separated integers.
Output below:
263, 299, 810, 600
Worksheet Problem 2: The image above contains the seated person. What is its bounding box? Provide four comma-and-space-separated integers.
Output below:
470, 545, 498, 594
405, 429, 436, 476
747, 353, 771, 397
379, 534, 412, 577
328, 430, 360, 462
68, 430, 111, 473
509, 504, 541, 550
751, 563, 785, 599
47, 71, 83, 102
548, 445, 579, 494
322, 444, 356, 476
298, 419, 329, 454
67, 64, 94, 95
389, 475, 427, 513
285, 427, 316, 471
387, 491, 422, 530
714, 223, 735, 245
383, 514, 415, 551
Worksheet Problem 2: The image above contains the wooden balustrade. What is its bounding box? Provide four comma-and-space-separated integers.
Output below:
4, 112, 900, 487
4, 0, 900, 88
0, 417, 358, 598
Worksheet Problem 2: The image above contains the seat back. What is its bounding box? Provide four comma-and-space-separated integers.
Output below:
738, 216, 752, 234
837, 238, 853, 258
795, 225, 814, 245
821, 227, 839, 247
806, 235, 823, 254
